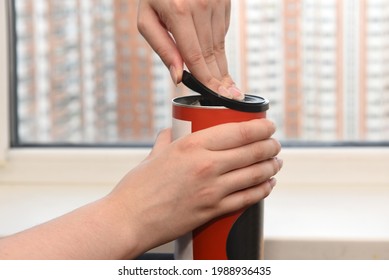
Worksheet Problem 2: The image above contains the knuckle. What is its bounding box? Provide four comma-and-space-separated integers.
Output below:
193, 158, 217, 178
186, 51, 205, 68
154, 45, 172, 61
197, 186, 219, 209
213, 40, 226, 54
137, 17, 147, 35
251, 145, 266, 162
221, 74, 233, 85
238, 123, 252, 143
197, 0, 210, 10
250, 168, 265, 185
202, 46, 217, 64
170, 0, 190, 15
249, 160, 280, 187
176, 136, 201, 153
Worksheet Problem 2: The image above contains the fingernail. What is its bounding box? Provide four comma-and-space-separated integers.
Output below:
218, 86, 233, 99
228, 86, 245, 101
268, 177, 277, 188
275, 157, 283, 170
169, 65, 178, 85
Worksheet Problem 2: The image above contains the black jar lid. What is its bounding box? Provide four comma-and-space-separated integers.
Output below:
181, 70, 269, 113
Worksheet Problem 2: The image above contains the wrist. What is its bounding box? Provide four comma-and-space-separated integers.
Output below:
99, 194, 145, 259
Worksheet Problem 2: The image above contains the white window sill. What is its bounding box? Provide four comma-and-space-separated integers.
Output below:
1, 146, 388, 187
1, 147, 388, 259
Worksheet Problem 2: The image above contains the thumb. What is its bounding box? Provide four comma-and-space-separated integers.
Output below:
149, 128, 172, 157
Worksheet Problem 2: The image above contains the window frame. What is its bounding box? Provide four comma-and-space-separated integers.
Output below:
0, 1, 10, 165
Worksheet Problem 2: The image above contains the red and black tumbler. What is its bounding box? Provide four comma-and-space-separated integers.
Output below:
173, 71, 269, 260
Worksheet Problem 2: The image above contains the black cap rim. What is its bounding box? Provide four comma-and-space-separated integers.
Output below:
181, 70, 269, 113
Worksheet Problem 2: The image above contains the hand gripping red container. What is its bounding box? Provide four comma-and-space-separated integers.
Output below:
173, 71, 269, 260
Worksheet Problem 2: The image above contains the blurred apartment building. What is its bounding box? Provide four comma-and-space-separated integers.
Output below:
237, 0, 285, 138
282, 0, 389, 140
14, 0, 389, 144
15, 0, 176, 144
240, 0, 389, 141
15, 0, 118, 143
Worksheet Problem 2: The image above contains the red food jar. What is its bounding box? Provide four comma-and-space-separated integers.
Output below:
173, 71, 269, 260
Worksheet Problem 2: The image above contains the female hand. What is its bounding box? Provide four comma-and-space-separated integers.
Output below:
0, 119, 281, 260
110, 119, 282, 257
137, 0, 244, 100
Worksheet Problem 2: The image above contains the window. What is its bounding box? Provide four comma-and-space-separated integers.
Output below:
1, 0, 389, 258
7, 0, 389, 146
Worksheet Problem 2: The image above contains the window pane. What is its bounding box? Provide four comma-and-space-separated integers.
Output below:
13, 0, 389, 145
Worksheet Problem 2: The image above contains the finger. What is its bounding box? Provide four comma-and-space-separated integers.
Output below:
214, 138, 281, 174
218, 157, 282, 196
149, 128, 172, 156
137, 4, 184, 83
192, 119, 276, 151
210, 1, 230, 82
211, 0, 244, 99
191, 1, 223, 80
225, 0, 231, 32
166, 9, 226, 95
216, 178, 276, 216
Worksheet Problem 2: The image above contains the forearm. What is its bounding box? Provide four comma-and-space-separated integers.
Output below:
0, 196, 141, 260
0, 120, 282, 260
